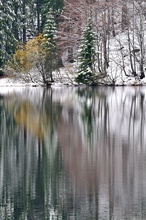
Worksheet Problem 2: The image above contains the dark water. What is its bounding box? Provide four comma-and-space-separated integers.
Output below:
0, 86, 146, 219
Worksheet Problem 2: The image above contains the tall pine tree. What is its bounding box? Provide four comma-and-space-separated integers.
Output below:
43, 10, 58, 82
0, 1, 17, 70
76, 21, 96, 85
41, 0, 64, 28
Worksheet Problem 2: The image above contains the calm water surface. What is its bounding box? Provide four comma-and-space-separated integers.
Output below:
0, 86, 146, 219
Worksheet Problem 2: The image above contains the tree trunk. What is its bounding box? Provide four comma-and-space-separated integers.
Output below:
121, 2, 129, 31
22, 0, 26, 44
127, 31, 136, 76
68, 47, 74, 63
36, 0, 41, 33
13, 2, 19, 41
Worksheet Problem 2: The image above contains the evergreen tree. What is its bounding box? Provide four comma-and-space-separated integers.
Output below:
12, 0, 20, 41
41, 0, 64, 28
43, 10, 56, 41
45, 0, 63, 13
19, 0, 37, 43
76, 21, 96, 85
42, 0, 64, 14
0, 1, 17, 70
43, 10, 58, 82
11, 0, 38, 43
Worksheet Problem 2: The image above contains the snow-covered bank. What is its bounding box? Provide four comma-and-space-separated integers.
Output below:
1, 70, 146, 87
0, 77, 35, 87
2, 48, 146, 87
1, 73, 146, 87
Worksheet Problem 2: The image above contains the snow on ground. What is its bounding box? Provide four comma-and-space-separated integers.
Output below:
106, 31, 146, 86
1, 63, 146, 87
0, 77, 32, 87
0, 65, 78, 88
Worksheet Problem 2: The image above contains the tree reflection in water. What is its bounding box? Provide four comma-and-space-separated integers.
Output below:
0, 87, 146, 219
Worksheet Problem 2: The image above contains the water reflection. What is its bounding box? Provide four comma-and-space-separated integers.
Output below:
0, 86, 146, 219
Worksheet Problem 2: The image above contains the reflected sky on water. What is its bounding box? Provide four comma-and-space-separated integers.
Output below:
0, 86, 146, 219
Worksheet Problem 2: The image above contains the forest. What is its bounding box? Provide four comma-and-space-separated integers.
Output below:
1, 0, 146, 85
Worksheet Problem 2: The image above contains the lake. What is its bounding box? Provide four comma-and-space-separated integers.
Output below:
0, 86, 146, 219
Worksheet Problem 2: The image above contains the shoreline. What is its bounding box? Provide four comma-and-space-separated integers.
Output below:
0, 74, 146, 87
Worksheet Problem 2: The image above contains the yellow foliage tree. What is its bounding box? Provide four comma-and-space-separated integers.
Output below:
13, 34, 50, 75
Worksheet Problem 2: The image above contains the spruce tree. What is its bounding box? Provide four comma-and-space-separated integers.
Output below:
41, 0, 63, 27
43, 10, 58, 82
45, 0, 63, 13
76, 21, 96, 85
0, 1, 17, 71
